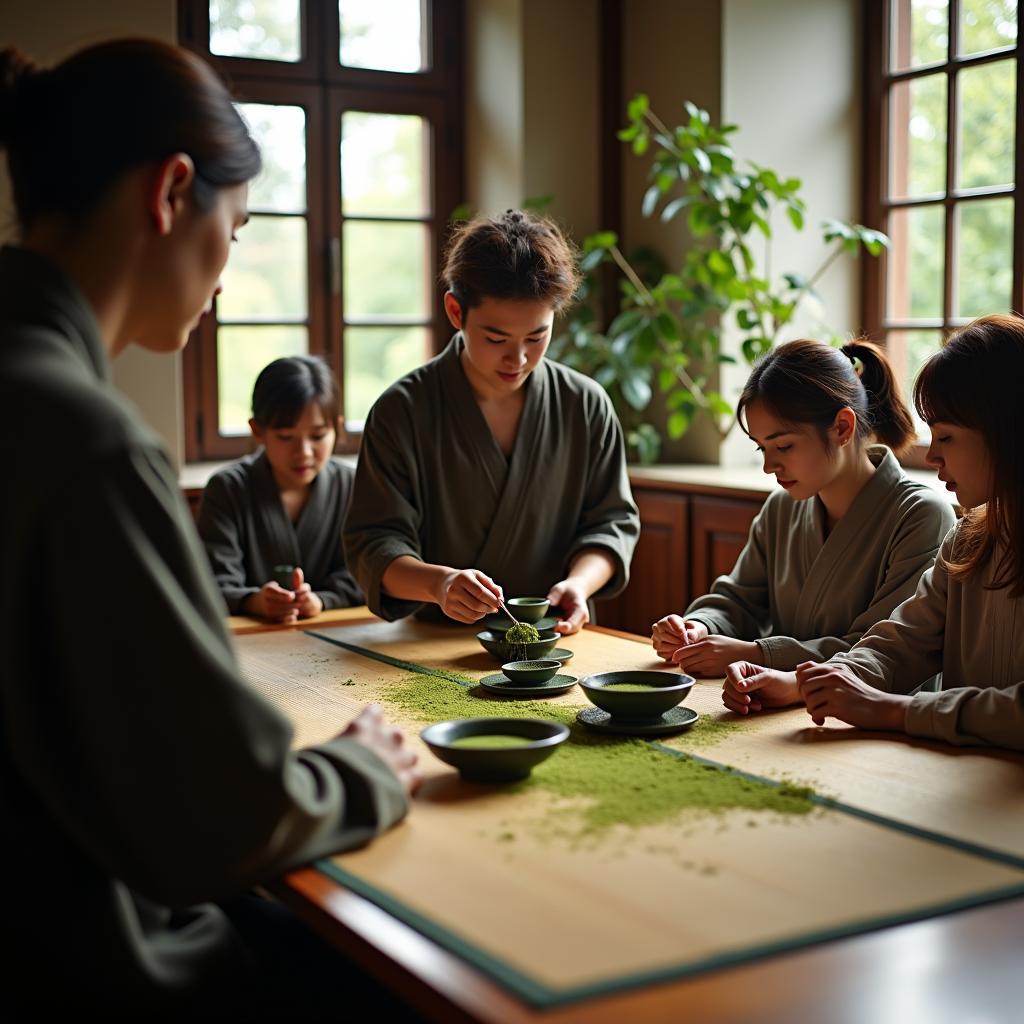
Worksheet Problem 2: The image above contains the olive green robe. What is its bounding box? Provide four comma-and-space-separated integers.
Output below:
684, 447, 956, 670
0, 246, 407, 1008
832, 526, 1024, 749
344, 334, 640, 621
198, 451, 363, 613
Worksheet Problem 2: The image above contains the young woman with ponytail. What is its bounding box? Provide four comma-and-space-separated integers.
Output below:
728, 315, 1024, 749
652, 338, 955, 678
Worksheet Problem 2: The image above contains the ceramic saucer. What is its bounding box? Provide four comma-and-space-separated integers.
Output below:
576, 706, 699, 735
548, 648, 574, 664
479, 673, 578, 697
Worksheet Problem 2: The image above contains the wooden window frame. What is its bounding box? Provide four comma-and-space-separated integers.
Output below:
862, 0, 1023, 466
178, 0, 464, 461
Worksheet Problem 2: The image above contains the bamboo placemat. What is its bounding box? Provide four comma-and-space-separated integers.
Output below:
236, 626, 1024, 1007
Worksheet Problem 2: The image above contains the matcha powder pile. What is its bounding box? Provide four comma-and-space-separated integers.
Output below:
388, 672, 815, 840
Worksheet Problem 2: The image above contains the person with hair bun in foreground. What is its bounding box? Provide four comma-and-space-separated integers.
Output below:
725, 315, 1024, 750
0, 39, 418, 1018
652, 338, 954, 678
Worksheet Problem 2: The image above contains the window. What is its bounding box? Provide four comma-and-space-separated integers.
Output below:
863, 0, 1021, 441
179, 0, 463, 460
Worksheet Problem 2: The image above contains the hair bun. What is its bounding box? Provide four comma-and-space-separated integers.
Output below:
0, 48, 42, 148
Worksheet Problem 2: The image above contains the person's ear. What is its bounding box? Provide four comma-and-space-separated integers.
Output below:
249, 418, 264, 443
443, 291, 464, 331
148, 153, 196, 236
833, 407, 857, 448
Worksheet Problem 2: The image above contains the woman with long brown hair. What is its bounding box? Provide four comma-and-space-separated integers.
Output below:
726, 315, 1024, 749
652, 338, 955, 677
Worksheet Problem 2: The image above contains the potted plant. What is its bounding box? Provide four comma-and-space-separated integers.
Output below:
548, 95, 889, 464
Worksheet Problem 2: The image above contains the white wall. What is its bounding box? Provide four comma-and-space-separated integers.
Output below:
0, 1, 184, 468
719, 0, 862, 465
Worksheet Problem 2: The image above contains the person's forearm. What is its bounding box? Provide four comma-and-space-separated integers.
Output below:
565, 549, 616, 598
381, 554, 453, 605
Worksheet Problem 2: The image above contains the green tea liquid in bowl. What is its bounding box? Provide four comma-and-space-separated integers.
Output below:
449, 735, 536, 749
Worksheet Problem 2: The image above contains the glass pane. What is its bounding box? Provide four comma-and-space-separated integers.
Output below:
344, 326, 429, 426
887, 205, 945, 319
956, 197, 1013, 317
237, 103, 306, 213
341, 112, 428, 217
343, 221, 430, 318
957, 60, 1016, 189
339, 0, 424, 72
891, 0, 949, 71
960, 0, 1018, 55
218, 215, 308, 321
889, 75, 947, 199
218, 325, 309, 433
210, 0, 301, 62
888, 330, 944, 436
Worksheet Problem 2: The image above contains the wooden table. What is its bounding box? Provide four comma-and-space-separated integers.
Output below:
231, 618, 1024, 1023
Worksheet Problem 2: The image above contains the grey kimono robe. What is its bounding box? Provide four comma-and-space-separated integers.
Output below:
344, 334, 640, 621
685, 447, 956, 670
832, 526, 1024, 749
0, 246, 407, 1009
198, 451, 363, 613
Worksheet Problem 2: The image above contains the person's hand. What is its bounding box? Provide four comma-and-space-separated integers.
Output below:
341, 704, 422, 796
289, 567, 323, 619
244, 581, 300, 623
435, 569, 502, 623
651, 615, 708, 661
722, 662, 801, 715
671, 636, 762, 678
795, 661, 912, 731
546, 578, 589, 635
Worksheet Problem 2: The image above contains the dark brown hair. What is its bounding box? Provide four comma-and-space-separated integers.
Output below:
914, 313, 1024, 596
252, 356, 339, 430
737, 338, 917, 456
0, 39, 260, 230
442, 209, 580, 313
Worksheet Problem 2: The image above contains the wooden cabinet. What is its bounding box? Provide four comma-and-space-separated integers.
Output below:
689, 496, 761, 600
596, 491, 688, 637
597, 484, 765, 636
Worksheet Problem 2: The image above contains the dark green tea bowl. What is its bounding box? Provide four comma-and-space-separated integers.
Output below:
579, 671, 695, 721
477, 629, 559, 662
421, 717, 569, 783
506, 596, 551, 622
500, 659, 561, 684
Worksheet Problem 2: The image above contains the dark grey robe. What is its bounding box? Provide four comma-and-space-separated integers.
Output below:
344, 334, 640, 621
0, 246, 406, 1009
198, 451, 363, 614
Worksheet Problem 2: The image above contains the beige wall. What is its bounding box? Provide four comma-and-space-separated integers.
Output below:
465, 0, 602, 237
719, 0, 862, 465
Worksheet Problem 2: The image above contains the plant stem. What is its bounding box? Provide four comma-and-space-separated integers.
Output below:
609, 246, 656, 306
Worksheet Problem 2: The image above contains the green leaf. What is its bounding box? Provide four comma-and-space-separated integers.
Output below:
608, 309, 646, 337
628, 93, 650, 121
658, 368, 676, 391
693, 147, 711, 174
449, 202, 474, 223
705, 391, 734, 418
661, 196, 692, 222
617, 125, 639, 141
786, 203, 804, 230
707, 249, 731, 276
737, 308, 759, 330
783, 272, 810, 291
656, 311, 681, 341
584, 231, 619, 252
595, 366, 616, 388
668, 409, 691, 439
684, 100, 701, 120
741, 336, 773, 363
622, 373, 653, 411
580, 249, 605, 272
632, 135, 650, 156
642, 184, 661, 218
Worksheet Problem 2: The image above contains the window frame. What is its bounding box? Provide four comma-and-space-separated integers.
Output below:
862, 0, 1023, 464
178, 0, 464, 461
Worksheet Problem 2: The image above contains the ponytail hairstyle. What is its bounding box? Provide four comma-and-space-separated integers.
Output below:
736, 338, 917, 457
0, 39, 260, 232
442, 209, 581, 314
914, 313, 1024, 596
251, 356, 339, 431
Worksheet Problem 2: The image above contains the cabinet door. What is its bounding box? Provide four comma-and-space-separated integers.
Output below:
689, 496, 763, 598
596, 490, 688, 637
